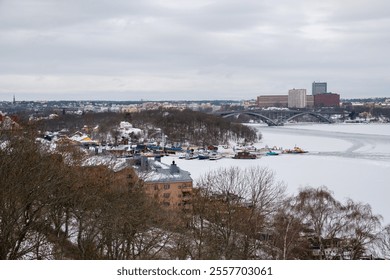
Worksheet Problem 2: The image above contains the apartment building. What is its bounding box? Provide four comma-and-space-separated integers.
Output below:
288, 89, 307, 108
134, 157, 193, 211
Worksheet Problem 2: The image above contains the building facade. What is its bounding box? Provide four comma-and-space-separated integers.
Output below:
306, 95, 314, 108
135, 158, 193, 211
312, 82, 327, 95
288, 89, 307, 108
257, 95, 288, 108
314, 93, 340, 107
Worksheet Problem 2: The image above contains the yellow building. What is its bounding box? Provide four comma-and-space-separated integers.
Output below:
135, 158, 193, 211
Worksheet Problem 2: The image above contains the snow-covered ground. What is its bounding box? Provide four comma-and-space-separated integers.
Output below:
161, 123, 390, 224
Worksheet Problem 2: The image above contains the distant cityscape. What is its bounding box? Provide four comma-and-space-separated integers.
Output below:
1, 81, 390, 119
257, 82, 340, 109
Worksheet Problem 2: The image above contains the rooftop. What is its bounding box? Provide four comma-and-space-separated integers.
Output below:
135, 158, 192, 183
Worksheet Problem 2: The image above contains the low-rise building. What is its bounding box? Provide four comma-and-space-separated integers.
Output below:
134, 158, 193, 211
314, 93, 340, 107
257, 95, 288, 108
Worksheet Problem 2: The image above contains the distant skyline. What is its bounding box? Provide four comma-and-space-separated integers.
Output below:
1, 0, 390, 101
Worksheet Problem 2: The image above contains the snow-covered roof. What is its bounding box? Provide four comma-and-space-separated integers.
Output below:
82, 155, 128, 172
70, 134, 98, 144
136, 159, 192, 183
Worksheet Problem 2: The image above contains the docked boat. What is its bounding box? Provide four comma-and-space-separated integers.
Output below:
209, 153, 223, 160
266, 151, 279, 156
283, 146, 308, 154
178, 153, 187, 159
198, 153, 210, 160
233, 151, 257, 159
185, 153, 198, 160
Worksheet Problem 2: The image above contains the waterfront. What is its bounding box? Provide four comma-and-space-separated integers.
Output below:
162, 123, 390, 224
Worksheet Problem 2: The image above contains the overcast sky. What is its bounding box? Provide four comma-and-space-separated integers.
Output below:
1, 0, 389, 101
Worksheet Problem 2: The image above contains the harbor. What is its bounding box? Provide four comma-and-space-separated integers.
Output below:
161, 123, 390, 224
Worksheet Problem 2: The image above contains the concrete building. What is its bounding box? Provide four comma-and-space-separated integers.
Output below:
288, 89, 307, 108
312, 82, 327, 95
314, 93, 340, 107
257, 95, 288, 108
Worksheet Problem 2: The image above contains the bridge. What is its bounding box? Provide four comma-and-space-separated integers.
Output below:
214, 109, 348, 126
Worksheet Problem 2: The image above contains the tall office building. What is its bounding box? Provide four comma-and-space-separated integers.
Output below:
312, 82, 327, 95
288, 89, 306, 108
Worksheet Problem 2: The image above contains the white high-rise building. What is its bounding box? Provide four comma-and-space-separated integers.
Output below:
288, 89, 307, 108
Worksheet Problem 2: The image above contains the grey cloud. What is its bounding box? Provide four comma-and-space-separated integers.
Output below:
0, 0, 389, 100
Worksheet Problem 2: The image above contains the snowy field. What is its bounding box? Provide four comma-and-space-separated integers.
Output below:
161, 123, 390, 224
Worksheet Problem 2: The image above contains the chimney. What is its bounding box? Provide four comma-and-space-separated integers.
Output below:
170, 160, 180, 174
140, 156, 149, 171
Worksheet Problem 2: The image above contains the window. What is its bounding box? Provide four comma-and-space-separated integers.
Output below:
163, 193, 170, 198
164, 184, 170, 190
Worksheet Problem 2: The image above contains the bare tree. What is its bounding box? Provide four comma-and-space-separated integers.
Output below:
269, 198, 312, 259
291, 187, 382, 259
0, 130, 69, 259
378, 225, 390, 259
191, 166, 286, 259
340, 199, 382, 259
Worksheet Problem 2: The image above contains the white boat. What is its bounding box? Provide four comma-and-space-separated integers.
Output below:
178, 153, 186, 159
185, 152, 198, 160
209, 153, 223, 160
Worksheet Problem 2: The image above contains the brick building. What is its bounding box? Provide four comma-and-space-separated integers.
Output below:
314, 93, 340, 107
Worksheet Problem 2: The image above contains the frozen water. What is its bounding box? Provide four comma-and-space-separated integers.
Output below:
161, 123, 390, 224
